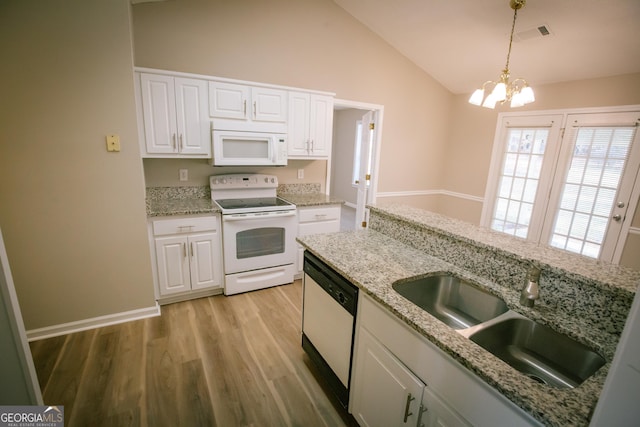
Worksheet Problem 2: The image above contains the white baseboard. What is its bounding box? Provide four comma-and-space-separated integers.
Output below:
26, 303, 161, 342
376, 189, 484, 203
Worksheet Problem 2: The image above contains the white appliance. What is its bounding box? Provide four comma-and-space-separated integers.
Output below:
210, 130, 287, 166
302, 251, 358, 409
211, 174, 297, 295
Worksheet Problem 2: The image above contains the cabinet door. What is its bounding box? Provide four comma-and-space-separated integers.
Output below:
352, 327, 425, 427
140, 74, 178, 154
308, 94, 333, 157
175, 78, 210, 156
155, 236, 190, 295
287, 91, 311, 156
188, 232, 223, 291
251, 87, 287, 122
421, 386, 471, 427
208, 81, 249, 119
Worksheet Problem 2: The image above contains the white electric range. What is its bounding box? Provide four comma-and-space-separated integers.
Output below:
210, 174, 297, 295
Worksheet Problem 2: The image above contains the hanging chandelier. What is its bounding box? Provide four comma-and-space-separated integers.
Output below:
468, 0, 535, 109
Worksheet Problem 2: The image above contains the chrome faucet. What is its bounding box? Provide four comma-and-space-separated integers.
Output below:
520, 266, 541, 307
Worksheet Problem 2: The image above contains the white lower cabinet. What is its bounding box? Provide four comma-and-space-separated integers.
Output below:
150, 215, 223, 301
352, 327, 428, 427
352, 327, 469, 427
350, 295, 541, 427
296, 205, 341, 276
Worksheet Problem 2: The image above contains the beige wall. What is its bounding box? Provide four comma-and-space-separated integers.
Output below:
131, 0, 453, 196
0, 0, 156, 329
144, 158, 328, 191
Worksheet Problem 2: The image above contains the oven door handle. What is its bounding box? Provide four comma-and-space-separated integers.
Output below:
222, 210, 297, 222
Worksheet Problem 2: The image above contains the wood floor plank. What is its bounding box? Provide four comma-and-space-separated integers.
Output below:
39, 330, 96, 416
28, 334, 66, 391
67, 328, 120, 426
30, 280, 351, 426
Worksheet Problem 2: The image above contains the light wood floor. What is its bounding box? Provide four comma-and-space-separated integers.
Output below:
29, 280, 356, 426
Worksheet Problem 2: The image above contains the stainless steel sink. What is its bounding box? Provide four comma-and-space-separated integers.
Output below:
392, 274, 509, 329
469, 318, 606, 389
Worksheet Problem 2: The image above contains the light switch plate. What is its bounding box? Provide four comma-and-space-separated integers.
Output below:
106, 134, 121, 152
297, 169, 304, 179
179, 169, 188, 181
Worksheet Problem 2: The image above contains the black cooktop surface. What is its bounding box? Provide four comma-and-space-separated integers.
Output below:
215, 197, 294, 210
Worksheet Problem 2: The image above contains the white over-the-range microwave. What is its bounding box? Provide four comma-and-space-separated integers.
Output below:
210, 129, 288, 166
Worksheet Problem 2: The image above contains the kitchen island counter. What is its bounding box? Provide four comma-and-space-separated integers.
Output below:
297, 213, 636, 426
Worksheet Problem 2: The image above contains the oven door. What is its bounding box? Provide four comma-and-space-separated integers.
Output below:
222, 210, 297, 274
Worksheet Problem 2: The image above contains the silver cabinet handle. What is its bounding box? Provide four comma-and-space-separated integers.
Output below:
182, 242, 187, 258
179, 134, 184, 150
403, 393, 415, 422
172, 133, 177, 150
243, 100, 247, 116
416, 404, 428, 427
253, 101, 256, 119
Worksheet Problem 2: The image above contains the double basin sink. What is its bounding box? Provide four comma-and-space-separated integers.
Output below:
392, 273, 605, 389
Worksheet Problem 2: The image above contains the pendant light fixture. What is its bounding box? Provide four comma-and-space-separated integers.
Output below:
468, 0, 535, 109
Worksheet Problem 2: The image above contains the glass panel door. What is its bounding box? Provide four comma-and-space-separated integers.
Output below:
544, 113, 640, 260
491, 128, 549, 238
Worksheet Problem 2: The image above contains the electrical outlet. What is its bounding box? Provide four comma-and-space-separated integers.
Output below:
179, 169, 188, 181
106, 134, 120, 152
297, 169, 304, 179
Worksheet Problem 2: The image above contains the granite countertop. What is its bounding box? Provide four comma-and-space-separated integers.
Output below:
278, 192, 344, 207
297, 229, 622, 427
146, 197, 219, 217
146, 186, 220, 217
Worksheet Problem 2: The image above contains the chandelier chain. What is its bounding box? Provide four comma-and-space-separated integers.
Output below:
504, 4, 519, 74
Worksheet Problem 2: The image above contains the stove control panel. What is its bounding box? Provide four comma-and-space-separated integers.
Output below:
210, 174, 278, 190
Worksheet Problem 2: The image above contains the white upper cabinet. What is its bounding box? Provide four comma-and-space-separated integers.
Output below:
138, 73, 210, 157
288, 92, 333, 158
209, 81, 287, 130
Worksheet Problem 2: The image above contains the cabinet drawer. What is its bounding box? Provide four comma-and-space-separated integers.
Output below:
298, 205, 341, 223
299, 221, 340, 237
152, 216, 218, 236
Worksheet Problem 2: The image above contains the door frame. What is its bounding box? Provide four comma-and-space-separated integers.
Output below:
329, 99, 384, 227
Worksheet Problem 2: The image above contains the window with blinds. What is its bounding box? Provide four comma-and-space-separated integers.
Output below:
482, 109, 640, 263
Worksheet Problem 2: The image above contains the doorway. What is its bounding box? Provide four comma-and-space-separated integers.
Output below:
329, 99, 384, 230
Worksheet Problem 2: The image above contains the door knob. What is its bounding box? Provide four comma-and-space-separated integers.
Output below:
617, 201, 625, 208
613, 214, 622, 222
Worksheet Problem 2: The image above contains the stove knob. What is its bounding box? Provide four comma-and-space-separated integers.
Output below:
264, 177, 269, 183
222, 178, 227, 184
270, 178, 275, 183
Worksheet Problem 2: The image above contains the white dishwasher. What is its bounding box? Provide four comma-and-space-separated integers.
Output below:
302, 251, 358, 409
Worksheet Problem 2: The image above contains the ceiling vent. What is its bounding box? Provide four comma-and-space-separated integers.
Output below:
514, 24, 552, 41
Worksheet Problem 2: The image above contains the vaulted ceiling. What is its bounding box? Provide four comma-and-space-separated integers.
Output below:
334, 0, 640, 95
